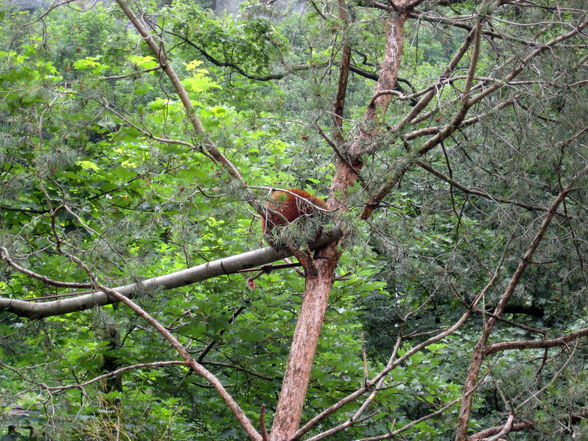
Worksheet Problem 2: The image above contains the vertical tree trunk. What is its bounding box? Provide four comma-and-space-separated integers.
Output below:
101, 326, 123, 399
329, 10, 408, 202
269, 260, 337, 440
269, 9, 411, 440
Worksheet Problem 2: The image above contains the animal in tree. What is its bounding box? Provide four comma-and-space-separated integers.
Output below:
261, 188, 327, 245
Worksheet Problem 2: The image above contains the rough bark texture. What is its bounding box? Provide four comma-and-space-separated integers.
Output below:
333, 0, 351, 141
454, 186, 573, 441
0, 232, 340, 319
269, 9, 411, 440
329, 11, 407, 204
269, 264, 337, 440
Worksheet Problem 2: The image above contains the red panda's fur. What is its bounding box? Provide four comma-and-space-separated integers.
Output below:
261, 189, 327, 238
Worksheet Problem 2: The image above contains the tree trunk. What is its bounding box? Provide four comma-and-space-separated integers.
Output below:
269, 10, 410, 440
269, 258, 337, 440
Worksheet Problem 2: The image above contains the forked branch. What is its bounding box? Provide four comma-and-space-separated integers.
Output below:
455, 167, 587, 441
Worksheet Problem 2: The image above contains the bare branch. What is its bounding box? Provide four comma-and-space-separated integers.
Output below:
99, 99, 215, 160
360, 18, 587, 221
393, 22, 480, 134
113, 0, 263, 215
0, 230, 341, 319
101, 66, 162, 80
468, 19, 588, 106
514, 342, 579, 412
0, 246, 91, 289
45, 361, 186, 391
344, 392, 472, 441
301, 336, 402, 441
455, 167, 588, 441
49, 240, 263, 441
294, 260, 503, 439
415, 160, 569, 217
485, 414, 514, 441
485, 328, 588, 355
163, 28, 315, 81
96, 286, 261, 440
469, 420, 533, 440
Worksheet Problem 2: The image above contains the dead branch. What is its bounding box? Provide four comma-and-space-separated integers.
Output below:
455, 167, 587, 441
485, 328, 588, 355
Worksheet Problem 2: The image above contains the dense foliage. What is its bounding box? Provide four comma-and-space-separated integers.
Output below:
0, 1, 586, 440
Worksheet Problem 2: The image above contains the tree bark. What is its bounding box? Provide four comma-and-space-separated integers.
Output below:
0, 232, 340, 319
454, 185, 574, 441
269, 8, 412, 440
269, 263, 336, 440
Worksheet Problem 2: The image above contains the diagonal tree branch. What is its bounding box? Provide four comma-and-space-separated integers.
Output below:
84, 271, 262, 440
360, 17, 586, 221
114, 0, 263, 215
454, 166, 588, 441
415, 160, 569, 217
0, 230, 341, 320
294, 257, 503, 439
484, 328, 588, 355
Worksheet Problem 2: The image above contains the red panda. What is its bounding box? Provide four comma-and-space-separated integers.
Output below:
261, 189, 327, 243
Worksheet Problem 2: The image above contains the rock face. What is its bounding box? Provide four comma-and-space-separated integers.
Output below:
215, 0, 241, 15
5, 0, 304, 21
7, 0, 49, 12
214, 0, 305, 16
